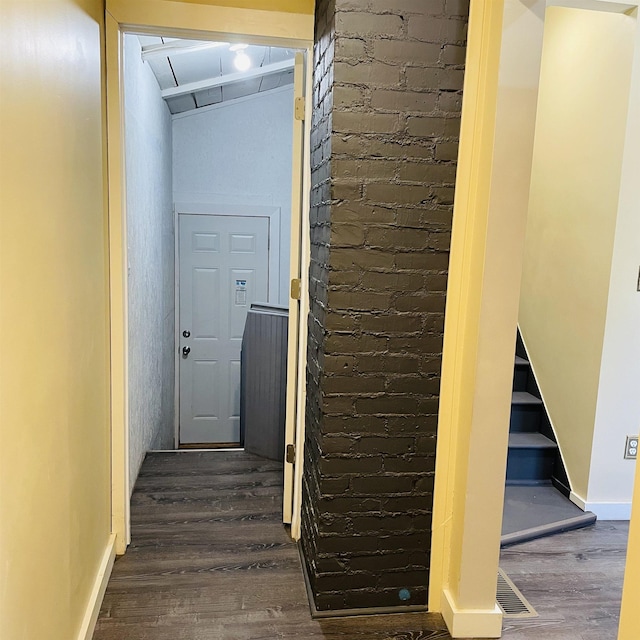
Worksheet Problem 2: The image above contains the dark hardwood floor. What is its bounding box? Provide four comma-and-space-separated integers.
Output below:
94, 451, 628, 640
499, 520, 628, 640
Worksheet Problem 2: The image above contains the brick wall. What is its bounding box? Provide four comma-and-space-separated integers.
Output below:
301, 0, 469, 612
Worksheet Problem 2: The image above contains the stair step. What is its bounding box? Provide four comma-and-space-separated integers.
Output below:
509, 432, 557, 450
507, 433, 558, 483
512, 391, 542, 405
506, 331, 576, 527
501, 485, 596, 547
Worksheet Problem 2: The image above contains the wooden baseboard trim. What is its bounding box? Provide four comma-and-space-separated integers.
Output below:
77, 534, 117, 640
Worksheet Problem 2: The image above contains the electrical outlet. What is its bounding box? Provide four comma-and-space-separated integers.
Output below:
625, 436, 638, 460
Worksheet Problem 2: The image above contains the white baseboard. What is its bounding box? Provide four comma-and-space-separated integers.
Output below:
570, 492, 631, 520
441, 589, 503, 638
77, 534, 117, 640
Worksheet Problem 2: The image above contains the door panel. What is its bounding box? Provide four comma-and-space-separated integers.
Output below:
193, 268, 220, 337
193, 360, 219, 417
179, 213, 269, 445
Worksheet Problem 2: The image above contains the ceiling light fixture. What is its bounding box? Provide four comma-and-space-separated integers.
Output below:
234, 51, 251, 72
230, 43, 252, 72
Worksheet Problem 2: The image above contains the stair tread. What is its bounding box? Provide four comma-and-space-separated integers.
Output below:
501, 484, 596, 545
512, 391, 542, 405
515, 355, 529, 366
509, 432, 557, 449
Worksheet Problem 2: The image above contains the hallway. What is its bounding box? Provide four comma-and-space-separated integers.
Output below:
94, 452, 628, 640
93, 452, 450, 638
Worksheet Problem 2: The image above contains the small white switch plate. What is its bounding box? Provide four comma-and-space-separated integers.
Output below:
625, 436, 638, 460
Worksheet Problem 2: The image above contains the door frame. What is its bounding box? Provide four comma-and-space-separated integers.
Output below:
106, 0, 314, 553
174, 208, 279, 447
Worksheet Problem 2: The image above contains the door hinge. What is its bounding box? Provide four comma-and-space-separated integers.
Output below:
290, 278, 301, 300
286, 444, 296, 464
295, 96, 305, 121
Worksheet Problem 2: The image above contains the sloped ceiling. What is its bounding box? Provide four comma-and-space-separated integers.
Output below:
138, 36, 296, 114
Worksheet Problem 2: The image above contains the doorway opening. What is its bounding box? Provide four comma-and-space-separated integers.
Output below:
123, 33, 300, 463
107, 5, 314, 553
498, 3, 637, 538
493, 5, 638, 636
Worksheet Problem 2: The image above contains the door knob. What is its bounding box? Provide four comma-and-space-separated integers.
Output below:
182, 346, 191, 357
183, 330, 191, 338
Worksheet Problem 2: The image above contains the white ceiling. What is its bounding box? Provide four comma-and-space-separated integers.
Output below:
137, 36, 296, 115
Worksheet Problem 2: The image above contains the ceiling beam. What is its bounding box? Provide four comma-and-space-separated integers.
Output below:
141, 40, 226, 60
161, 59, 295, 99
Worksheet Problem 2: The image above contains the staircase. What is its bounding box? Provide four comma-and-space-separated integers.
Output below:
501, 332, 596, 546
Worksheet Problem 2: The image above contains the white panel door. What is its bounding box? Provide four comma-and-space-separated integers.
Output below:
179, 213, 269, 445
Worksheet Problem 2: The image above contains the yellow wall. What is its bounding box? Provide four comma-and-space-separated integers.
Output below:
519, 6, 634, 499
0, 1, 112, 639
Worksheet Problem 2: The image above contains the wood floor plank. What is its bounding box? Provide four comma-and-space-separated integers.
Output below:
94, 451, 629, 640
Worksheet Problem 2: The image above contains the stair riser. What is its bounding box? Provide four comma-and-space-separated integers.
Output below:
513, 368, 528, 392
506, 448, 556, 483
510, 405, 542, 432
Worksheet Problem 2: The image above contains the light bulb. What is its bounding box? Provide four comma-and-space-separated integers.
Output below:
234, 51, 251, 72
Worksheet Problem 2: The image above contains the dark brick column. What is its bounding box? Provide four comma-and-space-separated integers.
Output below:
301, 0, 469, 612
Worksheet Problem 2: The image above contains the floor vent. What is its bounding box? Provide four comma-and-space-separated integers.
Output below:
497, 569, 538, 618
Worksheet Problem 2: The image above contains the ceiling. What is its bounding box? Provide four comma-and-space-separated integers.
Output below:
137, 36, 297, 115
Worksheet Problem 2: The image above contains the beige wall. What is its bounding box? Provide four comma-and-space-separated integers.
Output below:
519, 6, 634, 501
0, 1, 112, 639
